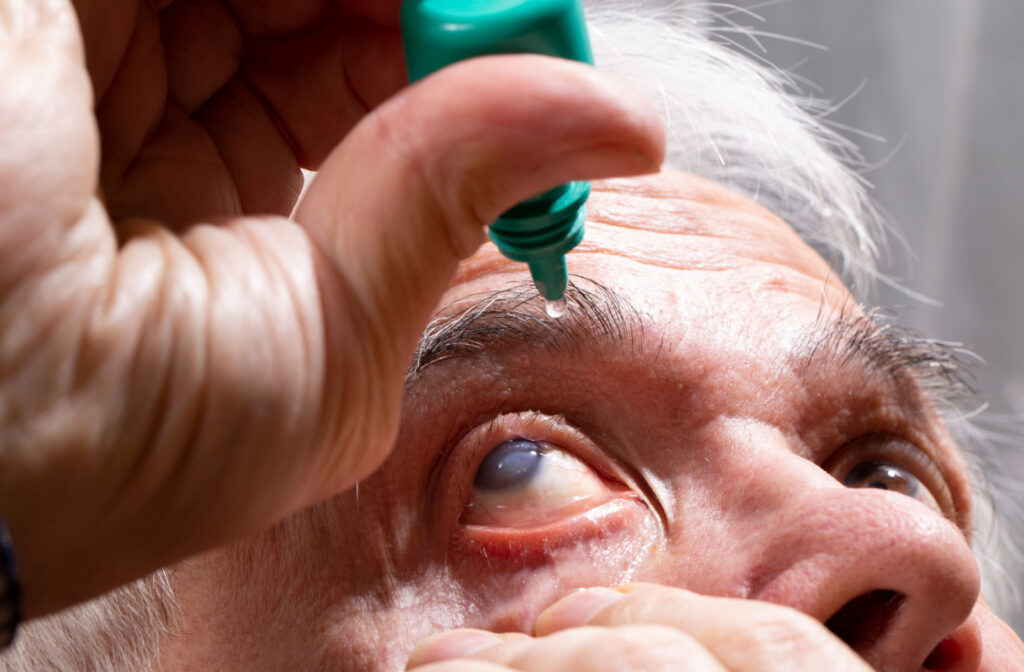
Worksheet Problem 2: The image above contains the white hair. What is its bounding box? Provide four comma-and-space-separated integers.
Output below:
0, 570, 177, 671
3, 1, 1018, 669
589, 0, 886, 298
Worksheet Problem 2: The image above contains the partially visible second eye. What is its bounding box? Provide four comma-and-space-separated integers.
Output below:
834, 443, 944, 513
845, 461, 923, 495
462, 438, 617, 528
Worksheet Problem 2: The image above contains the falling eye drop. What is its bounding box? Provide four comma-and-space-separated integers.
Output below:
400, 0, 595, 315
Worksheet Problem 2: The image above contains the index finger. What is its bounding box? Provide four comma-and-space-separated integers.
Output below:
535, 585, 873, 672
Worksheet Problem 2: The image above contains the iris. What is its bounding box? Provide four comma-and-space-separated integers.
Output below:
473, 439, 543, 491
844, 460, 920, 496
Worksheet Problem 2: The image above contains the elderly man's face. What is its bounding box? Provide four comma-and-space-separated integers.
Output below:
162, 172, 981, 670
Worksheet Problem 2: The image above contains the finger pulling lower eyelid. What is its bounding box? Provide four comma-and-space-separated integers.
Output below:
407, 629, 504, 668
533, 587, 625, 635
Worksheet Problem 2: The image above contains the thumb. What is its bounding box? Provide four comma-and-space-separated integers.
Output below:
293, 55, 664, 481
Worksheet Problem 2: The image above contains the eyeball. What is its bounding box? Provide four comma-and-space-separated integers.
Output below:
462, 438, 616, 528
844, 460, 918, 494
840, 458, 941, 512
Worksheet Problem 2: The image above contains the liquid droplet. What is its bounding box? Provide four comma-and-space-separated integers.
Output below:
545, 298, 567, 319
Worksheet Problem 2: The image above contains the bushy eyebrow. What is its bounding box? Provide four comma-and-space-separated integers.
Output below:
405, 280, 648, 387
408, 282, 978, 421
795, 308, 979, 412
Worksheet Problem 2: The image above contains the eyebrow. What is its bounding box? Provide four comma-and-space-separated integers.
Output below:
795, 308, 978, 412
405, 280, 648, 386
409, 282, 977, 419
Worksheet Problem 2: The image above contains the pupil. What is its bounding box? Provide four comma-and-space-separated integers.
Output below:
473, 439, 543, 491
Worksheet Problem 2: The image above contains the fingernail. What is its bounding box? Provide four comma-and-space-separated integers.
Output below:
406, 629, 502, 669
534, 587, 625, 636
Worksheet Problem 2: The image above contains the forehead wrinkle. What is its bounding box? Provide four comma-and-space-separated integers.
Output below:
405, 280, 647, 386
452, 175, 835, 294
579, 221, 829, 278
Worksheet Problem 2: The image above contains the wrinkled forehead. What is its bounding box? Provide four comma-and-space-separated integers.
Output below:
443, 171, 852, 322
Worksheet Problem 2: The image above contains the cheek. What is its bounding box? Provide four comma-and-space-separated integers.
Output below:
447, 498, 662, 632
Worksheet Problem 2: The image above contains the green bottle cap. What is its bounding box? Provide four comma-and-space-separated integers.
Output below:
401, 0, 594, 303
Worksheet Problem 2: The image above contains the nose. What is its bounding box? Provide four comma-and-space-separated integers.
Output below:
745, 476, 982, 672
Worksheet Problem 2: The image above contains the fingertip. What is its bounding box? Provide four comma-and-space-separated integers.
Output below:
534, 587, 625, 636
406, 629, 504, 669
377, 54, 666, 227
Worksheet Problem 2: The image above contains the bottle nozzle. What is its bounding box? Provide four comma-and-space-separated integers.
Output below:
527, 257, 568, 302
487, 180, 589, 307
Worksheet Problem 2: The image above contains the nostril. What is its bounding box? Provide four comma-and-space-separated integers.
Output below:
923, 636, 962, 671
825, 590, 905, 655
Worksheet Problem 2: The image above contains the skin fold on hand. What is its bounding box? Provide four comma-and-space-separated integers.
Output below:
0, 0, 664, 617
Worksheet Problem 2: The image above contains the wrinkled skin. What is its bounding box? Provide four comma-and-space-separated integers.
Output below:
0, 0, 660, 615
3, 0, 1024, 670
161, 172, 1024, 671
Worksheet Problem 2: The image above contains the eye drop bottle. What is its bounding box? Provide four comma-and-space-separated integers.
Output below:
401, 0, 594, 314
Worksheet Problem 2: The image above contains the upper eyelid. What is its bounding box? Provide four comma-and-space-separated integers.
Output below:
460, 413, 617, 480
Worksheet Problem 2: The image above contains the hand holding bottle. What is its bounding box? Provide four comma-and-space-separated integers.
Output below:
0, 0, 664, 619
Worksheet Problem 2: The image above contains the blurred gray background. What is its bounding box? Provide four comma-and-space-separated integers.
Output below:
705, 0, 1024, 631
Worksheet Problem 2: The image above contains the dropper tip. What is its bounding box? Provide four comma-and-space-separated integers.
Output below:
527, 257, 569, 319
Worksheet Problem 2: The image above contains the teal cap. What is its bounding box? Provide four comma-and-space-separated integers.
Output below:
401, 0, 594, 303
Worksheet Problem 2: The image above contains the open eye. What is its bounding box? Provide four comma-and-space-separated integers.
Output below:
461, 438, 618, 528
842, 460, 940, 511
827, 436, 950, 514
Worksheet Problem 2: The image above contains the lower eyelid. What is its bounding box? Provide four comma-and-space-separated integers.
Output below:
455, 495, 650, 562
